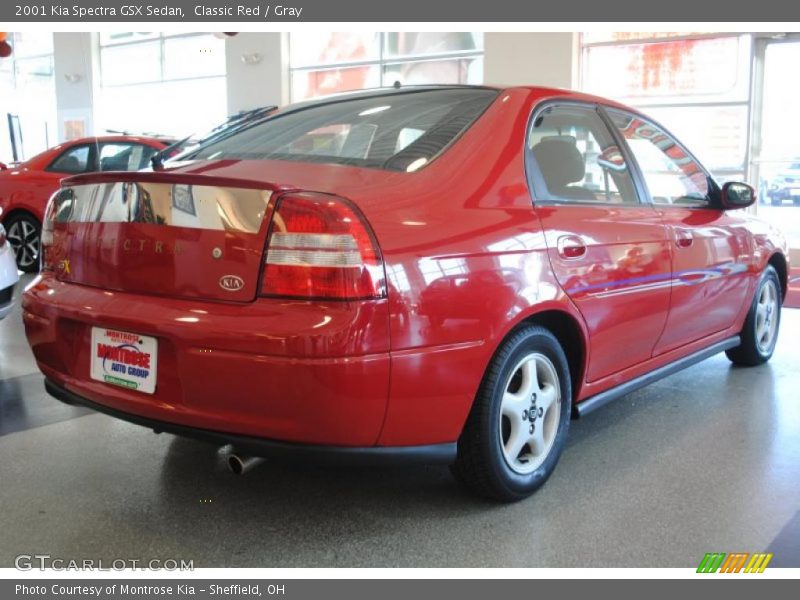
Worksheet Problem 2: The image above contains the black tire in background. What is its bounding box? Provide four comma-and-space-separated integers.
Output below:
3, 212, 41, 273
451, 325, 572, 502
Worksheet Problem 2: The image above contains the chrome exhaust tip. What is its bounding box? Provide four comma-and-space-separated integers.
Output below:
227, 453, 265, 476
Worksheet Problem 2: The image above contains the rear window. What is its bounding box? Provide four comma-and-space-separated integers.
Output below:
188, 88, 498, 172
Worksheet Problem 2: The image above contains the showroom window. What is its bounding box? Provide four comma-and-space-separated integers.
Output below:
288, 32, 484, 101
95, 32, 227, 138
580, 33, 752, 183
0, 32, 56, 162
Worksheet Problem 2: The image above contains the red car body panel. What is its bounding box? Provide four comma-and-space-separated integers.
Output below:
0, 136, 168, 224
22, 87, 789, 452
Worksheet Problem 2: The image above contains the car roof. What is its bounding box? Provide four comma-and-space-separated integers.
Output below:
283, 84, 500, 110
283, 84, 636, 115
65, 135, 169, 145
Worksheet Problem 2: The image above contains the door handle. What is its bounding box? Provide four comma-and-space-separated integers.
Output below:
675, 229, 694, 248
557, 235, 587, 259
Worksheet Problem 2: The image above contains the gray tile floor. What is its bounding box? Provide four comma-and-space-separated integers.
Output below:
1, 275, 798, 568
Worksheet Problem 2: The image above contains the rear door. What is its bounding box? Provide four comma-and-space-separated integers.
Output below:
526, 102, 672, 382
605, 109, 752, 354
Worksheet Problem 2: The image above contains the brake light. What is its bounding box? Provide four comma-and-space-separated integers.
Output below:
261, 193, 386, 300
40, 189, 64, 272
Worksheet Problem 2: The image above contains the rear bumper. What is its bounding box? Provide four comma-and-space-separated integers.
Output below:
22, 274, 394, 447
45, 379, 455, 466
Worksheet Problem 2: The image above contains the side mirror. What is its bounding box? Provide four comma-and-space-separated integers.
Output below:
721, 181, 756, 209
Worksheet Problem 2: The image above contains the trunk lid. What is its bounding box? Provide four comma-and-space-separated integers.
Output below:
49, 170, 280, 302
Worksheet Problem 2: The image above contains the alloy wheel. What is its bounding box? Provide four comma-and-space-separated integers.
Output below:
6, 219, 40, 270
498, 352, 562, 474
755, 279, 779, 354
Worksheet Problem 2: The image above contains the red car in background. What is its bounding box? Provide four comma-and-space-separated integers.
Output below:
23, 86, 789, 501
0, 135, 170, 271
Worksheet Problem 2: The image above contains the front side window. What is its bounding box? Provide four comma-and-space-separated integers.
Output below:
608, 110, 712, 206
99, 143, 157, 171
47, 145, 92, 174
189, 89, 498, 172
526, 104, 639, 204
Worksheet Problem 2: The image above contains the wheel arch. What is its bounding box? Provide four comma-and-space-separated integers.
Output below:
767, 251, 788, 302
488, 307, 588, 412
2, 207, 41, 227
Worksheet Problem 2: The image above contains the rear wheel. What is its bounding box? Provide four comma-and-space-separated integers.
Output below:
451, 325, 572, 502
726, 265, 781, 366
4, 212, 41, 272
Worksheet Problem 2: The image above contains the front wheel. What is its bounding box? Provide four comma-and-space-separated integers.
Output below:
4, 213, 42, 273
451, 325, 572, 502
726, 265, 782, 366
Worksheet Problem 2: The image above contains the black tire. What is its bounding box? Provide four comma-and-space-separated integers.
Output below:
451, 325, 572, 502
4, 212, 42, 273
726, 265, 782, 366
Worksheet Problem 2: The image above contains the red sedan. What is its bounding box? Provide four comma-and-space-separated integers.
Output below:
0, 135, 170, 271
23, 86, 788, 501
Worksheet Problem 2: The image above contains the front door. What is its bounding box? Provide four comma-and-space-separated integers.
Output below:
606, 109, 753, 354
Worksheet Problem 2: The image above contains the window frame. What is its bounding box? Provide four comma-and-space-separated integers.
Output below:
45, 143, 97, 175
523, 99, 647, 208
603, 106, 723, 210
288, 32, 485, 102
1, 32, 54, 88
98, 32, 225, 88
578, 33, 753, 184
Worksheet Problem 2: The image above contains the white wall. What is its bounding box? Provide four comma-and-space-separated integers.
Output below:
53, 32, 96, 141
225, 32, 288, 113
483, 32, 577, 90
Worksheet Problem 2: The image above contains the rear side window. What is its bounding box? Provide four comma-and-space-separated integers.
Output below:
526, 104, 639, 205
48, 145, 92, 174
189, 89, 498, 172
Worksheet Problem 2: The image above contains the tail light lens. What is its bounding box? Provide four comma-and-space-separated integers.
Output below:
40, 188, 68, 272
261, 193, 386, 300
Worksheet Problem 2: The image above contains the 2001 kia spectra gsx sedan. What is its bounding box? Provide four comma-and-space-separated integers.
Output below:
23, 86, 789, 501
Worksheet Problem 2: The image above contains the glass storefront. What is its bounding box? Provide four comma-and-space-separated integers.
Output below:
288, 32, 484, 101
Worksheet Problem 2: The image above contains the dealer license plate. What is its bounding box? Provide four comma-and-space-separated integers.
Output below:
90, 327, 158, 394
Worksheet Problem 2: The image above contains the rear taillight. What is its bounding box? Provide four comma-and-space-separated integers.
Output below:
261, 193, 386, 300
40, 189, 64, 272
